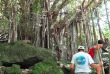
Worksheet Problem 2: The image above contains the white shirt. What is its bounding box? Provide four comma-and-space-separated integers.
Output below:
71, 52, 94, 73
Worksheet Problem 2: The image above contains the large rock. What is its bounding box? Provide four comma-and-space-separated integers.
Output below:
0, 41, 56, 68
102, 52, 109, 74
101, 46, 109, 74
57, 61, 72, 74
32, 58, 64, 74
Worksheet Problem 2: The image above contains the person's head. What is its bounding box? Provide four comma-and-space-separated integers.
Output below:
98, 40, 104, 47
78, 46, 85, 52
98, 40, 104, 44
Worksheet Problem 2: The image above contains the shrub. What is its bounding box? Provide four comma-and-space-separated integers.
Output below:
32, 58, 64, 74
4, 64, 22, 74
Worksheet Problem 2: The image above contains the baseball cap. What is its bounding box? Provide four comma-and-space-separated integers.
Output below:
78, 46, 85, 50
98, 40, 104, 44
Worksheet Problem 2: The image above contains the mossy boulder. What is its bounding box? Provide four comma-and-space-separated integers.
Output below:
2, 64, 22, 74
0, 41, 56, 68
32, 58, 64, 74
0, 61, 2, 66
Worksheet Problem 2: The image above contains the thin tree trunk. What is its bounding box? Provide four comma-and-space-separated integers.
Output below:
82, 7, 90, 50
70, 23, 74, 56
8, 18, 12, 43
83, 23, 90, 50
45, 0, 50, 48
104, 0, 110, 32
79, 23, 83, 45
41, 2, 46, 48
34, 12, 41, 47
60, 28, 66, 60
53, 32, 62, 60
70, 22, 78, 55
94, 9, 105, 74
8, 3, 17, 43
109, 45, 110, 74
91, 9, 97, 44
95, 9, 103, 39
66, 30, 69, 61
41, 15, 45, 48
52, 24, 62, 60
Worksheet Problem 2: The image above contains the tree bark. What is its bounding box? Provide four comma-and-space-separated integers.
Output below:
91, 9, 97, 44
79, 23, 83, 45
104, 0, 110, 32
95, 9, 103, 39
8, 2, 17, 43
81, 7, 91, 50
70, 22, 78, 55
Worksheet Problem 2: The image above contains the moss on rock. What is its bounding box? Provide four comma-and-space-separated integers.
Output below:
3, 64, 22, 74
0, 41, 56, 67
32, 58, 64, 74
0, 61, 2, 66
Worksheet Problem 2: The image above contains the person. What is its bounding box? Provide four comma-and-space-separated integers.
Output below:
70, 46, 103, 74
88, 40, 104, 63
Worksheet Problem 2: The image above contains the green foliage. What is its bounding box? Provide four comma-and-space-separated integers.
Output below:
0, 17, 8, 29
32, 58, 64, 74
0, 41, 35, 62
3, 64, 22, 74
103, 25, 110, 39
90, 68, 96, 74
32, 0, 43, 13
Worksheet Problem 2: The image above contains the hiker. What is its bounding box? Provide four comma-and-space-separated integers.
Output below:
88, 40, 104, 63
70, 46, 103, 74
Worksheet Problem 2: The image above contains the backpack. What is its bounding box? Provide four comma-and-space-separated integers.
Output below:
88, 46, 102, 58
88, 48, 95, 58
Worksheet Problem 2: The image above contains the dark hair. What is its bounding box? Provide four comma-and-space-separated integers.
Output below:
98, 40, 104, 44
78, 49, 84, 52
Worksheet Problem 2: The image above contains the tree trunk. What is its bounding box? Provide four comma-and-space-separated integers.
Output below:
8, 2, 17, 43
104, 0, 110, 32
109, 45, 110, 74
33, 13, 41, 47
70, 22, 78, 55
45, 0, 50, 48
41, 15, 46, 48
79, 23, 83, 45
95, 9, 103, 39
91, 9, 97, 44
82, 7, 90, 50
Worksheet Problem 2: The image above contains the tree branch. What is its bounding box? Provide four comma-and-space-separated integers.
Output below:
50, 0, 59, 12
53, 0, 104, 32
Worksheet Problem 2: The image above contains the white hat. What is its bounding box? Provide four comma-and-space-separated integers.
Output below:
78, 46, 85, 50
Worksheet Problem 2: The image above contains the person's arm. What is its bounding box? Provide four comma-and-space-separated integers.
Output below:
70, 64, 75, 74
88, 53, 103, 74
93, 45, 98, 50
90, 61, 103, 74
